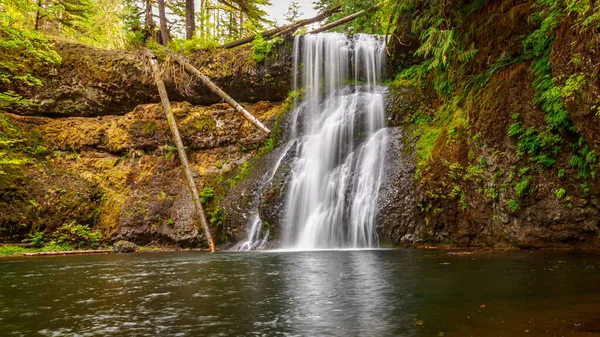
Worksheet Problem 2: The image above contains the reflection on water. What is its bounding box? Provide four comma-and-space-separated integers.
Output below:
1, 250, 600, 336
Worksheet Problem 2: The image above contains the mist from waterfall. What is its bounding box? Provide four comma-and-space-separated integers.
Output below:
282, 33, 388, 250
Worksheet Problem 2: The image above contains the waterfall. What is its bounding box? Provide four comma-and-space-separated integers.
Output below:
234, 33, 388, 250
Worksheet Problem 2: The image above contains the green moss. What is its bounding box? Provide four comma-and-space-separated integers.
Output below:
129, 120, 158, 136
415, 123, 441, 168
194, 117, 217, 132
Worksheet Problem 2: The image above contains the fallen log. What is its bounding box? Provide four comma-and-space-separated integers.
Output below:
220, 6, 341, 49
22, 250, 111, 256
145, 50, 216, 253
308, 4, 383, 35
167, 51, 271, 135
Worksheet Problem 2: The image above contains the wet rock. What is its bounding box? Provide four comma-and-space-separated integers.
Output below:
377, 127, 422, 245
385, 84, 420, 127
112, 240, 138, 253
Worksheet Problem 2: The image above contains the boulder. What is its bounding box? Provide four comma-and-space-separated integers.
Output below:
112, 240, 139, 253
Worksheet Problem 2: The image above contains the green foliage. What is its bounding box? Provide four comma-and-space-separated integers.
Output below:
507, 122, 523, 137
25, 231, 47, 247
208, 206, 224, 227
0, 245, 43, 256
485, 187, 499, 201
40, 243, 75, 252
0, 91, 25, 111
555, 187, 566, 199
124, 29, 145, 49
515, 178, 530, 197
535, 0, 600, 31
469, 53, 522, 89
522, 9, 561, 60
569, 137, 597, 179
199, 187, 214, 205
0, 14, 61, 109
513, 128, 560, 168
314, 0, 384, 34
561, 73, 587, 103
233, 162, 252, 183
415, 123, 441, 168
506, 199, 520, 213
168, 37, 220, 55
251, 34, 273, 62
49, 221, 102, 248
531, 56, 573, 133
0, 113, 31, 176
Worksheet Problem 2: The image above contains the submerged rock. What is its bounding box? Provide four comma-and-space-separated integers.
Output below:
112, 240, 139, 253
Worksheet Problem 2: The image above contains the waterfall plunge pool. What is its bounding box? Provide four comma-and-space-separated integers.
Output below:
1, 249, 600, 336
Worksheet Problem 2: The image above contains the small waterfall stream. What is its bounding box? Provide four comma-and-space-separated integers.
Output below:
235, 33, 388, 250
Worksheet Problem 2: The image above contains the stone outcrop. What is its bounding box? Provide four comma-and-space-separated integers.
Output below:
4, 40, 293, 117
112, 240, 139, 253
0, 101, 284, 247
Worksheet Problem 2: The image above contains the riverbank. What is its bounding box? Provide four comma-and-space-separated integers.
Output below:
0, 243, 212, 257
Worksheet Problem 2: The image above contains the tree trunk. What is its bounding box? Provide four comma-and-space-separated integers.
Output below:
145, 0, 154, 32
158, 0, 169, 45
145, 50, 216, 252
220, 6, 341, 49
167, 51, 271, 135
186, 0, 195, 40
34, 0, 43, 30
239, 12, 244, 39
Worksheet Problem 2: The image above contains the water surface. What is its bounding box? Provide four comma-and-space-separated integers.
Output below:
1, 250, 599, 336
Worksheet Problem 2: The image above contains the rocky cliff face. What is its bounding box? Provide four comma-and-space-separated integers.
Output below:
0, 39, 293, 247
0, 101, 284, 247
4, 40, 292, 117
378, 0, 600, 249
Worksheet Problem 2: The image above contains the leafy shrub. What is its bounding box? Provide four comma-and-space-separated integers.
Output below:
485, 187, 499, 200
507, 122, 523, 137
515, 178, 530, 197
50, 221, 102, 248
40, 243, 74, 252
251, 34, 273, 62
199, 187, 214, 205
506, 199, 520, 213
25, 231, 47, 247
555, 187, 566, 199
168, 37, 219, 56
209, 206, 224, 227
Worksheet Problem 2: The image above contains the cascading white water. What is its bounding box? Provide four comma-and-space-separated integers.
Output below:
282, 33, 388, 250
233, 33, 388, 251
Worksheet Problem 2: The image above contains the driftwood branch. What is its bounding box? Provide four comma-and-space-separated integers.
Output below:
167, 51, 271, 135
309, 4, 383, 34
145, 49, 216, 253
220, 6, 341, 49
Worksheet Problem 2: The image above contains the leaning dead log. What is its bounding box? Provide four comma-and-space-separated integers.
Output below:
145, 50, 216, 252
168, 51, 271, 135
220, 6, 341, 49
308, 5, 383, 35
